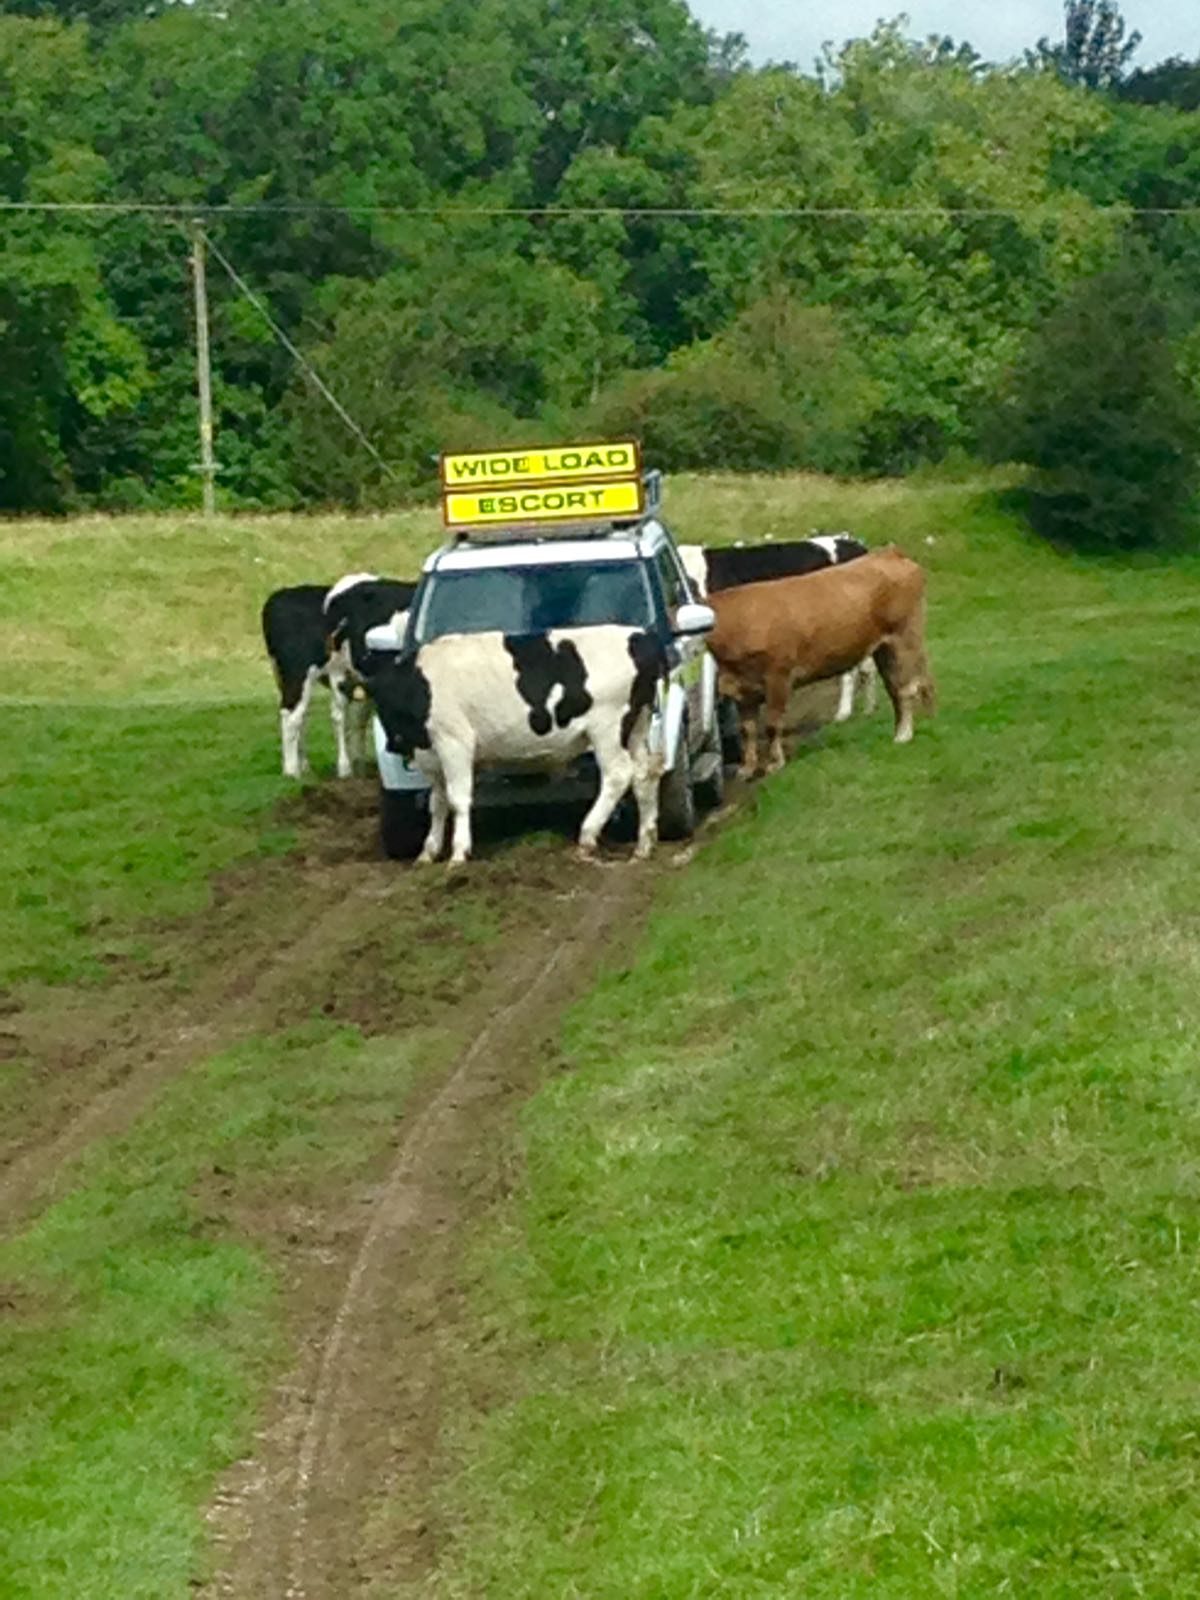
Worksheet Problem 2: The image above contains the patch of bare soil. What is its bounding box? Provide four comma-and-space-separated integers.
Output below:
200, 856, 660, 1600
0, 780, 580, 1228
0, 676, 854, 1598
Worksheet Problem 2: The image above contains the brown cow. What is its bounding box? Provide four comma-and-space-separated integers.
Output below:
705, 546, 935, 777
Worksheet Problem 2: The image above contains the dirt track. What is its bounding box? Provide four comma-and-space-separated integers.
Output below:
0, 691, 835, 1596
202, 848, 660, 1598
0, 778, 683, 1595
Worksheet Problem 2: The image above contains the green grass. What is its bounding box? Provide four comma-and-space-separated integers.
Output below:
1, 705, 290, 985
7, 473, 1200, 1597
1, 476, 1040, 988
425, 483, 1200, 1596
0, 1022, 431, 1599
0, 507, 441, 986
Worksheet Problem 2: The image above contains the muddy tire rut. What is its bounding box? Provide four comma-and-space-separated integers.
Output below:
201, 861, 657, 1598
2, 699, 831, 1597
0, 777, 689, 1595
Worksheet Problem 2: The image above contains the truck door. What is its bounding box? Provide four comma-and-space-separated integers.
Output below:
654, 543, 706, 743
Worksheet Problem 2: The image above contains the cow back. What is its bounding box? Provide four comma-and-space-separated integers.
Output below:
704, 535, 868, 592
706, 549, 925, 685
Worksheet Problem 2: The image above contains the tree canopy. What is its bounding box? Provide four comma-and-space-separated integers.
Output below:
0, 0, 1197, 547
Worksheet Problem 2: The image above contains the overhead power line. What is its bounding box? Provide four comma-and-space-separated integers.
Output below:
3, 200, 1200, 218
195, 224, 397, 482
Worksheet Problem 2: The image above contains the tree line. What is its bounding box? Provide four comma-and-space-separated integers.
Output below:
3, 0, 1200, 547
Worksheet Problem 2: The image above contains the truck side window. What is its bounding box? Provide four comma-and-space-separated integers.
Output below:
655, 546, 688, 614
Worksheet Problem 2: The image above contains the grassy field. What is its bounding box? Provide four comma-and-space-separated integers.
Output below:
0, 505, 439, 986
0, 473, 1002, 985
4, 472, 1200, 1596
423, 485, 1200, 1596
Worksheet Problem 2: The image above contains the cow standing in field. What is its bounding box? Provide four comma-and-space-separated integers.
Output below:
365, 625, 667, 865
677, 534, 878, 724
705, 546, 935, 777
322, 573, 417, 774
261, 583, 337, 779
261, 572, 415, 779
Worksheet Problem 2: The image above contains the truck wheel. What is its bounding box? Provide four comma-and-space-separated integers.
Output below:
658, 738, 696, 841
693, 719, 726, 811
380, 788, 427, 861
718, 696, 742, 767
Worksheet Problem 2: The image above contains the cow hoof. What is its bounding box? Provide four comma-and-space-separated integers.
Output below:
893, 729, 914, 746
735, 765, 759, 783
447, 857, 469, 871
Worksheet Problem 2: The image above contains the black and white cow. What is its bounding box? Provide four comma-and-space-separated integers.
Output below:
322, 572, 417, 773
261, 571, 416, 780
365, 626, 667, 865
261, 582, 338, 779
678, 534, 878, 723
324, 573, 417, 678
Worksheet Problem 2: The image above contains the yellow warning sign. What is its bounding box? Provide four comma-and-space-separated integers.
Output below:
440, 440, 640, 489
443, 478, 644, 529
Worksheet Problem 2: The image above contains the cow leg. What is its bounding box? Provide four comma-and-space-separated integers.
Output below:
280, 667, 316, 779
833, 670, 855, 723
347, 691, 371, 771
894, 691, 917, 744
418, 775, 450, 865
630, 752, 660, 860
323, 644, 356, 778
441, 743, 476, 866
327, 686, 354, 778
736, 697, 763, 781
859, 657, 879, 715
763, 671, 791, 773
874, 641, 921, 744
578, 729, 635, 859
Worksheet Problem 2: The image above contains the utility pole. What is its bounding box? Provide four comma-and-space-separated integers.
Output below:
189, 220, 217, 517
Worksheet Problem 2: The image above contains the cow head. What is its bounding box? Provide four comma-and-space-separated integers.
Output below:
361, 649, 432, 758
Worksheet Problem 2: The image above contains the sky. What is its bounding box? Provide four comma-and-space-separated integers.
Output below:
689, 3, 1196, 73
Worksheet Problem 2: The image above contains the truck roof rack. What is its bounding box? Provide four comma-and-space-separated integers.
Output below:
452, 521, 622, 545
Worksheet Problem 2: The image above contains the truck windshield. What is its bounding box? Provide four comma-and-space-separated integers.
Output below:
416, 561, 654, 642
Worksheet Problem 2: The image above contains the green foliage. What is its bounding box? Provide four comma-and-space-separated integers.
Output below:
991, 244, 1200, 551
2, 5, 1200, 511
590, 292, 876, 473
0, 17, 150, 509
1122, 54, 1200, 110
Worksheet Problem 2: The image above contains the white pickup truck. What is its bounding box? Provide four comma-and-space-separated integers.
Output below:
366, 495, 724, 860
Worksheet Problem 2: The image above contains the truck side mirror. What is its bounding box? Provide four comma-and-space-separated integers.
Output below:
673, 602, 715, 636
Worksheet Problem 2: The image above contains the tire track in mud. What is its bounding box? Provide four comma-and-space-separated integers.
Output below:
0, 865, 400, 1229
200, 858, 665, 1599
2, 695, 823, 1593
198, 716, 840, 1597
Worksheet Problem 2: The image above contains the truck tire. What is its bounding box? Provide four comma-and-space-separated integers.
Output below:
693, 718, 726, 811
718, 695, 742, 767
380, 788, 428, 861
657, 737, 696, 841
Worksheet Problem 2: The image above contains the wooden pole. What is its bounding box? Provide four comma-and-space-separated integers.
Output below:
190, 220, 217, 517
